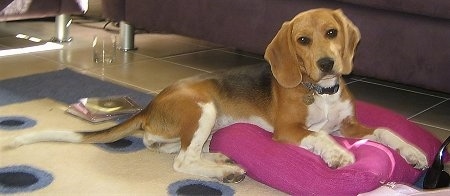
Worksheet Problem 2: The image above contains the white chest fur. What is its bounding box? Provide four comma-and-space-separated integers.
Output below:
305, 89, 353, 134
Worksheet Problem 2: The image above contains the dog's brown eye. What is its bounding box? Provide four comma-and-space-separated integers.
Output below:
326, 29, 338, 38
298, 37, 311, 45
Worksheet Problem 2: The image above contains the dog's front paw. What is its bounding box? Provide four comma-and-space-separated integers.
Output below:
321, 146, 355, 168
301, 132, 355, 168
399, 145, 428, 169
370, 128, 428, 170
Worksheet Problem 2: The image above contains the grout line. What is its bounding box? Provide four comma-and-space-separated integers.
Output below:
358, 79, 448, 99
348, 76, 367, 81
69, 67, 157, 95
344, 76, 368, 85
217, 48, 265, 60
95, 73, 158, 95
158, 48, 266, 73
345, 79, 359, 85
125, 51, 160, 61
407, 99, 448, 120
157, 58, 213, 73
159, 48, 219, 59
412, 120, 450, 132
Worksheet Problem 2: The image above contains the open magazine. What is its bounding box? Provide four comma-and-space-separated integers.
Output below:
66, 96, 142, 123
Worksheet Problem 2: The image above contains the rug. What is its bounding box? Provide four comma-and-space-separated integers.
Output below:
0, 69, 151, 107
0, 69, 283, 195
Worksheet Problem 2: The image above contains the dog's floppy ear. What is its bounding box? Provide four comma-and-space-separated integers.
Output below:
264, 21, 302, 88
333, 9, 361, 74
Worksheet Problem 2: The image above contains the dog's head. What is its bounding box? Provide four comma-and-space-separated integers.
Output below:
265, 9, 360, 88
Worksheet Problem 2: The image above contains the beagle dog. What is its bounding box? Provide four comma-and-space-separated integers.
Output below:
7, 8, 428, 183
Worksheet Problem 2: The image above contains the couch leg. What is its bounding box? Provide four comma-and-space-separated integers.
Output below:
119, 21, 137, 51
52, 14, 72, 43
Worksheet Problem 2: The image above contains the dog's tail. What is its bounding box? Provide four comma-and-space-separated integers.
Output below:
5, 114, 144, 149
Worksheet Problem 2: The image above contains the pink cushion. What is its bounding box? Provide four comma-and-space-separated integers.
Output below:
210, 101, 444, 195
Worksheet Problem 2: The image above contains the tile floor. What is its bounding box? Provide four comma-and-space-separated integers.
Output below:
0, 18, 449, 147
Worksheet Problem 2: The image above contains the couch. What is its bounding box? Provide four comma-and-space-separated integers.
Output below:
0, 0, 85, 21
1, 0, 87, 42
102, 0, 450, 93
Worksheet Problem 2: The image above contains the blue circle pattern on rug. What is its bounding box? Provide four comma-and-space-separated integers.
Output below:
0, 117, 52, 194
96, 136, 146, 153
168, 179, 235, 196
0, 165, 54, 194
0, 116, 36, 130
0, 114, 142, 193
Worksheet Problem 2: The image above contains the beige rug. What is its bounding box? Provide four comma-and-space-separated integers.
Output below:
0, 99, 284, 195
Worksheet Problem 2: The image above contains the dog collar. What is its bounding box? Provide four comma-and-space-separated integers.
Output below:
302, 82, 340, 95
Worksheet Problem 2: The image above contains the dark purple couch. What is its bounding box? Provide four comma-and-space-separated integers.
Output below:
1, 0, 86, 42
102, 0, 450, 93
0, 0, 84, 21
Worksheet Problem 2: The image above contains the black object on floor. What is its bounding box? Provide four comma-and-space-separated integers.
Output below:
423, 136, 450, 189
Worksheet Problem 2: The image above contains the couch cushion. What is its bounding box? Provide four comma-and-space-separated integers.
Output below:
101, 0, 125, 22
334, 0, 450, 19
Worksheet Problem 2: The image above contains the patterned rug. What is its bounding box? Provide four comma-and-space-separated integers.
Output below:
0, 69, 282, 195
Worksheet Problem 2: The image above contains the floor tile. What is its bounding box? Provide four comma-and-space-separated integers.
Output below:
411, 100, 450, 131
343, 74, 366, 84
177, 36, 225, 49
417, 123, 450, 142
34, 45, 152, 70
362, 77, 450, 99
348, 81, 446, 118
221, 48, 264, 60
130, 34, 214, 58
89, 59, 208, 92
0, 54, 62, 80
0, 29, 11, 37
0, 21, 56, 40
163, 49, 265, 72
0, 36, 43, 48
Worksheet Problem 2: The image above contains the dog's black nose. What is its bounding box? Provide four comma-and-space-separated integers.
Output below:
317, 57, 334, 73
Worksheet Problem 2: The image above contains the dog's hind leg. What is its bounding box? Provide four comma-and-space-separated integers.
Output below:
143, 133, 181, 154
173, 102, 245, 183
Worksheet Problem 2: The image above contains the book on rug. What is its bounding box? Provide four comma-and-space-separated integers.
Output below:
66, 96, 142, 123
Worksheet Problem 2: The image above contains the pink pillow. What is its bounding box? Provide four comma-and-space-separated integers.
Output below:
210, 101, 444, 195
